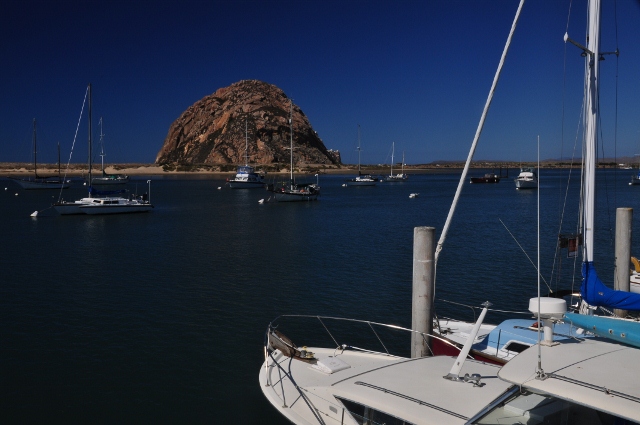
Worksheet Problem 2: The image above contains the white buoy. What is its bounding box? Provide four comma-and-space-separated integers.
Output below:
15, 193, 18, 196
30, 211, 38, 217
4, 187, 7, 190
217, 187, 222, 190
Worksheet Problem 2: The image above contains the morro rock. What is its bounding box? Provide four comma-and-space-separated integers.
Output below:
155, 80, 338, 166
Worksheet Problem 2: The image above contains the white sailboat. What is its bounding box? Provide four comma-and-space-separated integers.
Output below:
385, 142, 408, 182
53, 84, 153, 215
268, 101, 320, 202
91, 117, 129, 187
9, 119, 70, 190
227, 119, 266, 189
346, 125, 378, 186
259, 1, 640, 424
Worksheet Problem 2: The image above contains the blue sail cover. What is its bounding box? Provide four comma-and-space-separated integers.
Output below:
582, 262, 640, 311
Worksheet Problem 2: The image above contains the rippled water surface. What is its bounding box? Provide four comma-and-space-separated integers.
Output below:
1, 169, 639, 423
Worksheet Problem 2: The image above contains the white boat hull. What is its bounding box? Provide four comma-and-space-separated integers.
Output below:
346, 179, 377, 186
53, 203, 84, 215
80, 204, 153, 214
630, 274, 640, 293
515, 180, 537, 189
54, 197, 152, 215
385, 174, 408, 182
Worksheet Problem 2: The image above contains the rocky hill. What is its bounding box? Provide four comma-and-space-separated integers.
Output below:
156, 80, 339, 166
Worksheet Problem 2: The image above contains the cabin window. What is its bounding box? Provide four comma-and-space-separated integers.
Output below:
502, 341, 531, 353
335, 396, 414, 425
470, 388, 631, 424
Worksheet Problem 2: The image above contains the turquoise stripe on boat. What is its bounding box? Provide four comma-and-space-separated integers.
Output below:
564, 312, 640, 349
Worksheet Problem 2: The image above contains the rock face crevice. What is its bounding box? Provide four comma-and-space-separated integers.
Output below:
156, 80, 338, 166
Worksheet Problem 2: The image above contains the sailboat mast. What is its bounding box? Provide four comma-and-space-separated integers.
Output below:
357, 125, 361, 175
391, 142, 394, 175
88, 83, 92, 187
99, 117, 105, 173
289, 101, 294, 185
583, 0, 601, 263
402, 151, 405, 174
32, 118, 37, 178
245, 118, 248, 166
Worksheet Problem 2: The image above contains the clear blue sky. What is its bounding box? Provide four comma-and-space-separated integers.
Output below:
2, 0, 639, 166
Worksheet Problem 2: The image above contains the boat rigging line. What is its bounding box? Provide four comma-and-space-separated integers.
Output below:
58, 86, 88, 203
498, 218, 552, 293
30, 86, 89, 217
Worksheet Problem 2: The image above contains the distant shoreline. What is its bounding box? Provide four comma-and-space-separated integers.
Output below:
0, 161, 622, 177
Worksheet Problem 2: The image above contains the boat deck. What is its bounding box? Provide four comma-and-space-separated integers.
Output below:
261, 347, 509, 425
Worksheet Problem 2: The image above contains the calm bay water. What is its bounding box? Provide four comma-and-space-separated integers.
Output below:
1, 168, 639, 423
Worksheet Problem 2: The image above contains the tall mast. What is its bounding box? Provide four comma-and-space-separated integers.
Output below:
32, 118, 37, 178
289, 100, 294, 187
357, 125, 361, 175
391, 142, 395, 175
88, 83, 92, 188
99, 117, 105, 173
583, 0, 601, 263
245, 118, 248, 166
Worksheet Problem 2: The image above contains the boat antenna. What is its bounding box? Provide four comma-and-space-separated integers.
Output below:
434, 0, 526, 293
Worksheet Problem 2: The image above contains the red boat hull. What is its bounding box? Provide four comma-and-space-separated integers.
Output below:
430, 336, 506, 366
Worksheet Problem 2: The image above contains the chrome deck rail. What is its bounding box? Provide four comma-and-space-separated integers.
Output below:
262, 315, 467, 424
265, 314, 463, 358
264, 314, 470, 425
